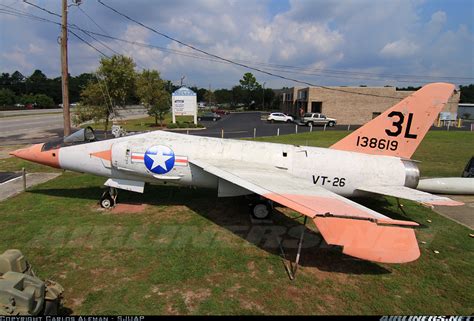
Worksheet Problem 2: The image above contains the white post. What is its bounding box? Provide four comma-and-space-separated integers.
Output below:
253, 128, 256, 138
347, 124, 351, 131
186, 130, 189, 135
324, 124, 327, 131
277, 128, 280, 136
447, 122, 450, 131
295, 124, 298, 134
310, 123, 313, 132
221, 129, 224, 139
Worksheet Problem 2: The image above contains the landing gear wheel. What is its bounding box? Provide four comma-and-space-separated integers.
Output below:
100, 187, 117, 209
100, 195, 114, 209
250, 201, 272, 219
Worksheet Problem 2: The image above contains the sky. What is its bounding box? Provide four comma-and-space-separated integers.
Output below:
0, 0, 473, 89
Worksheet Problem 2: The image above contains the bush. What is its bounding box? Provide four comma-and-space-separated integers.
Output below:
178, 122, 188, 128
167, 123, 178, 129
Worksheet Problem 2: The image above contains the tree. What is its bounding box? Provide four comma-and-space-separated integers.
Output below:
231, 85, 245, 107
77, 80, 111, 131
97, 55, 136, 107
239, 72, 260, 109
204, 89, 215, 106
136, 69, 170, 127
78, 55, 137, 134
34, 94, 55, 108
0, 88, 15, 106
214, 89, 232, 105
26, 69, 48, 95
460, 84, 474, 103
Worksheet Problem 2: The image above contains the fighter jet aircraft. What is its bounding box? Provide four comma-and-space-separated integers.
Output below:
11, 83, 463, 264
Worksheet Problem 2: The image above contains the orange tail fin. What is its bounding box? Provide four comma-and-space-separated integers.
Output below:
330, 83, 455, 159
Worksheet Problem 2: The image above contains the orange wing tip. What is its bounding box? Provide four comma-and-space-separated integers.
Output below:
90, 149, 112, 161
314, 217, 420, 263
425, 199, 464, 206
376, 218, 419, 227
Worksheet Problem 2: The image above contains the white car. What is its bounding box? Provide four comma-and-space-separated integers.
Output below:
267, 112, 294, 123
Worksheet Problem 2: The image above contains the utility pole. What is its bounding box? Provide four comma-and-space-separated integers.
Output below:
262, 82, 266, 110
61, 0, 71, 136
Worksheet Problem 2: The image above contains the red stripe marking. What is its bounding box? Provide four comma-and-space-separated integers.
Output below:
131, 155, 144, 160
175, 159, 188, 163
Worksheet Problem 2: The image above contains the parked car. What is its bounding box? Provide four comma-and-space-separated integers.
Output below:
267, 112, 294, 123
198, 112, 221, 121
212, 109, 230, 116
302, 113, 337, 127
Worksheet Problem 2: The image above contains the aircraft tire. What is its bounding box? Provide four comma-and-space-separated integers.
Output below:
100, 195, 115, 209
251, 202, 272, 219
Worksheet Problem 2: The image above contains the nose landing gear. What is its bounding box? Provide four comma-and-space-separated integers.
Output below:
100, 187, 118, 209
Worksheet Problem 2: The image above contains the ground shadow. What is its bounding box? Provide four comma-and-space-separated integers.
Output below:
28, 184, 412, 275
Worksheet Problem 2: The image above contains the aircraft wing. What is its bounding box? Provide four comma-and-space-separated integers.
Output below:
190, 159, 420, 263
356, 185, 464, 206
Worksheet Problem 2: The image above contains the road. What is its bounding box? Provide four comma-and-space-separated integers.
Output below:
0, 107, 148, 145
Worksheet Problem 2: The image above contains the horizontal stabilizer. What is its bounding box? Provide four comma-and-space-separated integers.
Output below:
356, 185, 464, 206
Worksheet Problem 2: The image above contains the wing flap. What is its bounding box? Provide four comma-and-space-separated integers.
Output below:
357, 185, 464, 206
190, 159, 420, 263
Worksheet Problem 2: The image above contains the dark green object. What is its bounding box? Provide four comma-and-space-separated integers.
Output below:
0, 250, 64, 315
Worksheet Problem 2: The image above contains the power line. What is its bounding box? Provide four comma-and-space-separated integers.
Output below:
95, 0, 464, 99
5, 3, 473, 95
22, 0, 60, 17
8, 3, 473, 84
10, 2, 474, 83
68, 29, 109, 57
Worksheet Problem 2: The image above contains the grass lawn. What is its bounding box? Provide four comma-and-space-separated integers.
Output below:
0, 131, 472, 314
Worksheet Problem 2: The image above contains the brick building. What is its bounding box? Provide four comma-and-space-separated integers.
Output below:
280, 86, 460, 125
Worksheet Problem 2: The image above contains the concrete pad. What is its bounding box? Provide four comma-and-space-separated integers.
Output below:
0, 172, 62, 202
433, 195, 474, 230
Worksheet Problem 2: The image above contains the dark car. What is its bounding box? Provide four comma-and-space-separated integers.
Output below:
198, 112, 221, 121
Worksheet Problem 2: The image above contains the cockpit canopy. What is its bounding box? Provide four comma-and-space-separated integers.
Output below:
42, 127, 97, 151
63, 127, 96, 144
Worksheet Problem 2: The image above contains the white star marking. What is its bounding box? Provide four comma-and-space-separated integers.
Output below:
147, 151, 173, 171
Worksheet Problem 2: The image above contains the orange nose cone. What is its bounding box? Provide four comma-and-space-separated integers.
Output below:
9, 143, 60, 168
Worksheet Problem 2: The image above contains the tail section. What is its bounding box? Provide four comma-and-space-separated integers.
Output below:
330, 83, 455, 159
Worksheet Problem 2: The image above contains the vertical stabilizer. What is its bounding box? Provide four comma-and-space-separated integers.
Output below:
330, 83, 455, 158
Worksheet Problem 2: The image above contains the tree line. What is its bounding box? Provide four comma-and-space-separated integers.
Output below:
0, 57, 277, 111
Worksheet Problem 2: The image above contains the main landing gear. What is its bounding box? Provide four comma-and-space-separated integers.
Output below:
100, 187, 117, 209
247, 196, 273, 220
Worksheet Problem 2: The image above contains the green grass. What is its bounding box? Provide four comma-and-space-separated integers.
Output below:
0, 131, 473, 314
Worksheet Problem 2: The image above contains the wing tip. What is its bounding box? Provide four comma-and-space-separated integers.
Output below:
314, 217, 420, 264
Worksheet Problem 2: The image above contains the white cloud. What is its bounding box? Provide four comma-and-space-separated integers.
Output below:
0, 0, 472, 88
380, 39, 419, 58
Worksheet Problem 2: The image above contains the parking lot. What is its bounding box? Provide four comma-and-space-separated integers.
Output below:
179, 112, 360, 139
